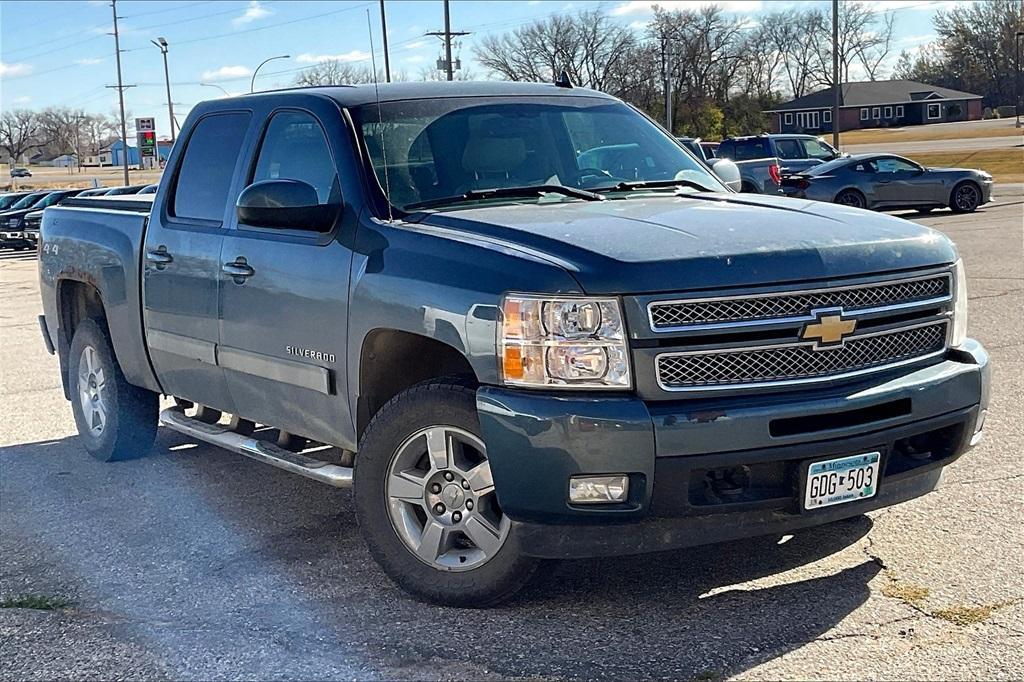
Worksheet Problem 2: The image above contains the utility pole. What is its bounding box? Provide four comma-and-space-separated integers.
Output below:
110, 0, 131, 185
379, 0, 391, 83
426, 0, 469, 81
1016, 31, 1023, 128
831, 0, 841, 149
152, 37, 175, 143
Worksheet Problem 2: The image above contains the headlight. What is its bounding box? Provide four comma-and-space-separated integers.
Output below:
499, 294, 631, 389
951, 259, 968, 347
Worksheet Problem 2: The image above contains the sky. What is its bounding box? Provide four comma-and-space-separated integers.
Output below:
0, 0, 961, 139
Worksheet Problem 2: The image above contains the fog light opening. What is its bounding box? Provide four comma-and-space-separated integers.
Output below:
569, 475, 629, 504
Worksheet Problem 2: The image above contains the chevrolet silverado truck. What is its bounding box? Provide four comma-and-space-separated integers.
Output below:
39, 82, 990, 607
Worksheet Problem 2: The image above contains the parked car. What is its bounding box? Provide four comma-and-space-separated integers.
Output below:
0, 190, 48, 217
137, 183, 159, 194
104, 184, 148, 196
0, 191, 33, 210
77, 187, 112, 197
676, 137, 741, 191
717, 134, 842, 194
1, 188, 83, 250
39, 82, 987, 607
699, 141, 719, 159
9, 167, 32, 178
780, 153, 993, 213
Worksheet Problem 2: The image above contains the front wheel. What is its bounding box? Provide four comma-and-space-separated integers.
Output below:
354, 379, 541, 607
68, 319, 158, 461
950, 181, 981, 213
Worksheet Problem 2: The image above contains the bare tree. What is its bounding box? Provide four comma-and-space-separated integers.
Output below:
759, 9, 826, 98
474, 10, 637, 90
0, 110, 47, 165
294, 60, 376, 86
810, 2, 895, 85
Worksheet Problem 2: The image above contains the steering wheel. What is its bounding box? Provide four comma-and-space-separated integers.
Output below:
566, 167, 616, 189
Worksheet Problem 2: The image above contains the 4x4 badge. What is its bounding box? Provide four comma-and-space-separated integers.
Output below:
802, 310, 857, 349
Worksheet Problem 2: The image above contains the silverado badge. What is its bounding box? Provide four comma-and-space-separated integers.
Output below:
802, 310, 857, 349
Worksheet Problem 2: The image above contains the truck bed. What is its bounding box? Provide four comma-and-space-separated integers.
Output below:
38, 201, 161, 395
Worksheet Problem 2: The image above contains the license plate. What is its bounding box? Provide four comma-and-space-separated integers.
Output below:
804, 452, 880, 510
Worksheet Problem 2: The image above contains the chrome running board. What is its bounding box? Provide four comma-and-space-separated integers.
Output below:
159, 408, 353, 488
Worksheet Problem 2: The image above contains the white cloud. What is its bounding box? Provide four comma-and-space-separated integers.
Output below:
233, 0, 271, 26
898, 33, 937, 46
201, 65, 253, 81
296, 51, 370, 64
404, 40, 431, 50
404, 55, 428, 64
14, 95, 31, 104
854, 0, 958, 12
76, 57, 103, 66
611, 0, 763, 15
0, 62, 33, 78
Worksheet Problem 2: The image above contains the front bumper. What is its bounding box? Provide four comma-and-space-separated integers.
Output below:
477, 341, 989, 559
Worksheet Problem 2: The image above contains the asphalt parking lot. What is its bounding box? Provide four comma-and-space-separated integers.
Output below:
1, 189, 1022, 680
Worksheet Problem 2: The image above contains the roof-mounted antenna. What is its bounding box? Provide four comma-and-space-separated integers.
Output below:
554, 70, 573, 89
367, 9, 394, 222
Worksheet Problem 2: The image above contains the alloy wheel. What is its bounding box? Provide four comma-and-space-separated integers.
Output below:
77, 345, 108, 437
385, 425, 509, 571
955, 184, 979, 211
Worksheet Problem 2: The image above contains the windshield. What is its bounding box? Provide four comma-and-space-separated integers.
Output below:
805, 157, 852, 176
37, 192, 67, 208
352, 97, 724, 212
0, 194, 25, 209
10, 193, 45, 210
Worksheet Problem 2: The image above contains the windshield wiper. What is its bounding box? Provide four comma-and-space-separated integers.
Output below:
592, 179, 717, 194
404, 184, 604, 211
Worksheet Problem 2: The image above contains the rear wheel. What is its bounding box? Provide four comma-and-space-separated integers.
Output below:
354, 379, 540, 607
835, 189, 867, 209
68, 319, 158, 462
950, 181, 981, 213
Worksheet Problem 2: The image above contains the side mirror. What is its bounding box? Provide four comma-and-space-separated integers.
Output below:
236, 179, 339, 232
706, 158, 742, 192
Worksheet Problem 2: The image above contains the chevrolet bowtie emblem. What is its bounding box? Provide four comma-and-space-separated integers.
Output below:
802, 311, 857, 348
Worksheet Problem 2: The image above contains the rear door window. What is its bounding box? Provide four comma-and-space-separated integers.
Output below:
774, 139, 803, 160
171, 112, 251, 223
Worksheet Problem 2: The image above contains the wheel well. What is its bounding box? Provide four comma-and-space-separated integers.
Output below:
740, 181, 757, 193
835, 187, 865, 201
950, 179, 980, 197
56, 279, 106, 398
357, 329, 476, 438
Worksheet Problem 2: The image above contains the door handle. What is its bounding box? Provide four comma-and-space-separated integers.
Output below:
222, 259, 255, 279
146, 248, 173, 268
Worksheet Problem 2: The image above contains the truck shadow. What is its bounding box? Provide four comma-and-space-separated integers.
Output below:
2, 431, 881, 680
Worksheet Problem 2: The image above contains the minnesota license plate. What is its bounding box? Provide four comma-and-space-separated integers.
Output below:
804, 452, 880, 510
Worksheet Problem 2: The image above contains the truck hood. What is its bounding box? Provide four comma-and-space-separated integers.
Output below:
413, 192, 957, 294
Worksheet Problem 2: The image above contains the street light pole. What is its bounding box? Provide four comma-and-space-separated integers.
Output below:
200, 83, 232, 97
250, 55, 290, 93
110, 0, 130, 186
151, 37, 175, 143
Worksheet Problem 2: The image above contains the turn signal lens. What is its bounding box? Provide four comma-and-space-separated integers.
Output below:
951, 259, 968, 347
499, 295, 631, 389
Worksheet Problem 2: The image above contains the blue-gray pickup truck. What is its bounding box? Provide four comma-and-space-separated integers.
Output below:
39, 82, 990, 607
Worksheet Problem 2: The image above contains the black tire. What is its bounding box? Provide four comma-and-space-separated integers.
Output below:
949, 181, 981, 213
68, 318, 158, 462
835, 189, 867, 209
915, 207, 934, 215
354, 379, 541, 607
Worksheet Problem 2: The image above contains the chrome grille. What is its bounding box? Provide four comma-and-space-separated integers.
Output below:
656, 321, 947, 390
649, 274, 950, 330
